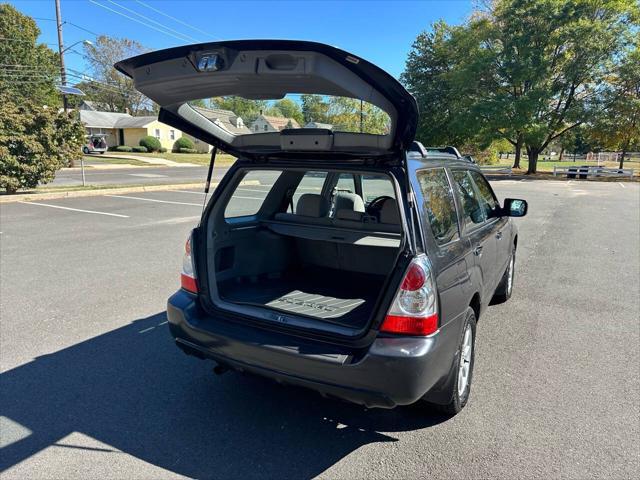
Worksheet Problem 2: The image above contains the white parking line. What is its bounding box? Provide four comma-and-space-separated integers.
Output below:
618, 182, 626, 188
105, 195, 202, 206
173, 190, 205, 195
19, 201, 129, 218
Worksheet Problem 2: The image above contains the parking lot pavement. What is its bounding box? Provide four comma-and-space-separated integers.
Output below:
0, 180, 638, 479
51, 165, 217, 186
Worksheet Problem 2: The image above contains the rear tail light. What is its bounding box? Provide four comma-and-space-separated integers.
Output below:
181, 233, 198, 294
380, 255, 438, 336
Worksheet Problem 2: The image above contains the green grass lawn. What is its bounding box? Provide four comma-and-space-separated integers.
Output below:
498, 158, 640, 173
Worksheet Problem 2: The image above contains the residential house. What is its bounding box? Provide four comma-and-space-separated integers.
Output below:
250, 114, 301, 133
79, 110, 182, 151
185, 106, 252, 153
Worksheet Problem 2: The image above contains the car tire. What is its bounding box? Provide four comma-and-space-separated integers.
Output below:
492, 248, 515, 304
82, 147, 89, 154
422, 308, 477, 415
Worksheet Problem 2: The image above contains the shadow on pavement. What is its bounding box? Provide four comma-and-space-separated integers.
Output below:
0, 312, 447, 479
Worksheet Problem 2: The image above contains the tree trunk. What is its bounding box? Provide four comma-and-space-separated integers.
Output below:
559, 147, 565, 162
527, 147, 540, 174
513, 137, 523, 169
6, 186, 17, 194
619, 140, 629, 169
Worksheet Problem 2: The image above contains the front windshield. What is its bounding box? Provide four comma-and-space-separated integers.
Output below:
187, 94, 390, 136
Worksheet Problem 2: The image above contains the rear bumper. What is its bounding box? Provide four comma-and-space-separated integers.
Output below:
167, 290, 456, 408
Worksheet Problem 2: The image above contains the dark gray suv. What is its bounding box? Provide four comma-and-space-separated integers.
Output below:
116, 40, 527, 414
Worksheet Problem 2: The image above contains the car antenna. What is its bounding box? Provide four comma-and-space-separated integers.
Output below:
201, 146, 218, 219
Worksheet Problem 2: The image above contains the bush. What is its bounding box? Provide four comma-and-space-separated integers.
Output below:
139, 135, 161, 152
132, 146, 148, 153
115, 146, 133, 152
0, 95, 85, 193
158, 147, 167, 153
108, 145, 119, 151
178, 148, 198, 154
172, 137, 194, 152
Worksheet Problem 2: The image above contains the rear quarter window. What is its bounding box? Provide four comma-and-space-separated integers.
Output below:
417, 168, 459, 245
224, 170, 282, 218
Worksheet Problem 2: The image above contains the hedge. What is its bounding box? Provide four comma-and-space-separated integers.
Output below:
159, 147, 167, 153
139, 135, 162, 152
132, 146, 148, 153
114, 146, 133, 152
178, 147, 198, 154
172, 137, 194, 152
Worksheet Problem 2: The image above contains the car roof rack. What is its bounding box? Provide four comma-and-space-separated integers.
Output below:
408, 141, 462, 160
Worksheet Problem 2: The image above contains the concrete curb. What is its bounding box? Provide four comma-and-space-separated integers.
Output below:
0, 180, 260, 204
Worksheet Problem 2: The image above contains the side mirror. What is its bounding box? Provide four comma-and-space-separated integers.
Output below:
503, 198, 527, 217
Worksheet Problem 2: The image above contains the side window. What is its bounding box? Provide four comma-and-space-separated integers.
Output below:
224, 170, 283, 219
417, 168, 459, 245
452, 170, 486, 229
361, 174, 396, 203
468, 170, 499, 219
335, 173, 356, 193
292, 171, 327, 212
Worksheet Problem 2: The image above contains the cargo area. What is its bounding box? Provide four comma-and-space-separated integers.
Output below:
206, 168, 405, 330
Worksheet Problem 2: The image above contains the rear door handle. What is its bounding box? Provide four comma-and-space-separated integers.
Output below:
473, 246, 483, 256
496, 231, 503, 240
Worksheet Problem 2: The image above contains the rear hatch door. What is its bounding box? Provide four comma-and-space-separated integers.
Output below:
114, 40, 418, 160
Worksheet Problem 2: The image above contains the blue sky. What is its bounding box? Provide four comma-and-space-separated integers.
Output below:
12, 0, 471, 80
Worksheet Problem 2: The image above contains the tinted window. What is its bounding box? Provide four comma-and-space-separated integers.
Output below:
335, 173, 356, 193
292, 171, 327, 212
417, 168, 459, 244
361, 174, 395, 203
469, 171, 499, 219
224, 170, 282, 218
452, 170, 485, 228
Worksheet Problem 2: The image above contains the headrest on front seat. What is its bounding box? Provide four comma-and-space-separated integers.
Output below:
334, 192, 365, 213
379, 198, 400, 224
296, 194, 329, 217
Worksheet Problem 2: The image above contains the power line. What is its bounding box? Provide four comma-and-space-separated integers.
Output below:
88, 0, 192, 43
105, 0, 199, 43
133, 0, 216, 40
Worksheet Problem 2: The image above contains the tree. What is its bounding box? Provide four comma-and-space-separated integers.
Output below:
589, 40, 640, 168
474, 0, 638, 173
301, 94, 331, 124
0, 4, 60, 106
327, 97, 389, 134
401, 21, 481, 147
273, 98, 304, 124
0, 93, 85, 193
81, 35, 152, 114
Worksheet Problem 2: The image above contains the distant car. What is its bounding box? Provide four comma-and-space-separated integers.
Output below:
83, 134, 108, 154
117, 40, 528, 414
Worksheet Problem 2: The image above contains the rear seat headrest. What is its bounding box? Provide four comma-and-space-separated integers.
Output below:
335, 209, 363, 221
296, 194, 329, 218
334, 192, 365, 213
379, 198, 400, 224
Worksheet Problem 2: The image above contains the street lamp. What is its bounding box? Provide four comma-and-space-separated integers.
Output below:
62, 39, 92, 54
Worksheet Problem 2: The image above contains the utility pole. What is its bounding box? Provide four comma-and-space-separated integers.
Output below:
54, 0, 68, 112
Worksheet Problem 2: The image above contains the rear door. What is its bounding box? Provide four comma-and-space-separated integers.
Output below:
114, 40, 418, 160
467, 170, 510, 274
450, 169, 499, 301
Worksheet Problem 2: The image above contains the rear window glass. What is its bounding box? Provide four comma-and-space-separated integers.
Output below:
292, 171, 327, 212
224, 170, 282, 218
361, 174, 395, 203
417, 169, 459, 244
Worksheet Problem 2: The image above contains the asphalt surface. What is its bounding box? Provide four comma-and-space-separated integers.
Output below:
51, 164, 220, 186
0, 179, 638, 479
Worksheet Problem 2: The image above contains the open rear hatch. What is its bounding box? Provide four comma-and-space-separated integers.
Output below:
114, 40, 418, 159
